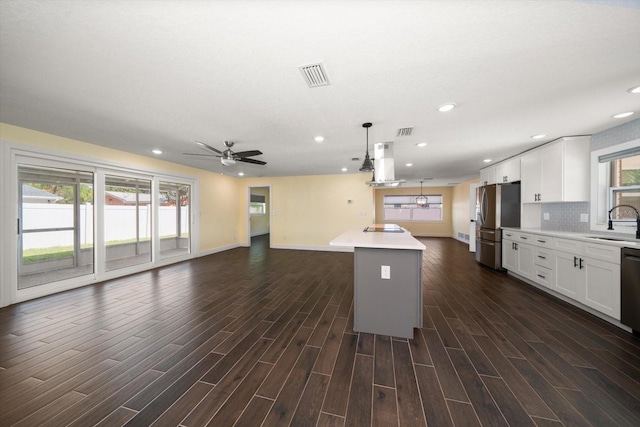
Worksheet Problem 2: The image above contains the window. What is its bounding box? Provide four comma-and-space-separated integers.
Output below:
591, 140, 640, 234
383, 194, 443, 221
250, 194, 266, 215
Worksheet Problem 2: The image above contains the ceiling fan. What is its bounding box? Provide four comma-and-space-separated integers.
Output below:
183, 141, 267, 166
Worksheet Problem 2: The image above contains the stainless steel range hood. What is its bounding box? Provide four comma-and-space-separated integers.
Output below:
365, 141, 406, 187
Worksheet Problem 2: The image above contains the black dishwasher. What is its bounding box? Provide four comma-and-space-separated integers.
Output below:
621, 247, 640, 337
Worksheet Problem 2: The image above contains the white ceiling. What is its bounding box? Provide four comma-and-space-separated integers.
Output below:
1, 0, 639, 187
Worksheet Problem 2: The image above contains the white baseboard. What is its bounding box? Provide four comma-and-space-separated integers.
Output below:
199, 243, 244, 257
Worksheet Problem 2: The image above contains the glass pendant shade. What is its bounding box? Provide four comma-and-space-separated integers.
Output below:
416, 181, 428, 207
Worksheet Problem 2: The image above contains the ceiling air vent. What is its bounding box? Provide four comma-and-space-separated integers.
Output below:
396, 127, 414, 137
299, 63, 330, 88
351, 157, 360, 161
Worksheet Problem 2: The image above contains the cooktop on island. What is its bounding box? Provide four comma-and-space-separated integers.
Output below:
363, 224, 404, 233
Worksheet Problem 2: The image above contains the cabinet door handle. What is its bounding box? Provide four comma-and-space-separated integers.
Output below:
579, 258, 584, 270
574, 256, 578, 268
538, 193, 542, 201
538, 255, 546, 260
514, 243, 518, 250
520, 236, 528, 240
537, 273, 546, 279
537, 239, 546, 243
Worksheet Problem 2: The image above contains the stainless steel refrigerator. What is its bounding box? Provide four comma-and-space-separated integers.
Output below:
475, 183, 521, 269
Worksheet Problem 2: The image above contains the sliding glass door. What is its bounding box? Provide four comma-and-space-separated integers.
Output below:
159, 181, 191, 259
104, 175, 152, 271
18, 165, 94, 289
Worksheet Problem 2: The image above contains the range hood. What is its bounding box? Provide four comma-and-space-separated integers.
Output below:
365, 141, 406, 187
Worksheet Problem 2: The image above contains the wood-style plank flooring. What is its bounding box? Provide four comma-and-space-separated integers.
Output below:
1, 235, 639, 426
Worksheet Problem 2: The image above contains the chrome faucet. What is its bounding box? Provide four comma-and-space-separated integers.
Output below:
608, 204, 640, 239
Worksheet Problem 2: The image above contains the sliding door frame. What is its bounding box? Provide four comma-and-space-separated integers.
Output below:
1, 141, 199, 306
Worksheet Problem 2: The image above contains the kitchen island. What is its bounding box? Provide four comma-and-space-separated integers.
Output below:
330, 225, 426, 339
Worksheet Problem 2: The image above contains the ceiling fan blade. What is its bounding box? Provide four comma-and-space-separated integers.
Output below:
233, 150, 263, 158
196, 141, 223, 155
238, 158, 267, 165
182, 153, 219, 157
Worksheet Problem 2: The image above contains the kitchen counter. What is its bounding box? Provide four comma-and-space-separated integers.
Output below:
329, 226, 426, 251
330, 225, 424, 339
502, 227, 640, 248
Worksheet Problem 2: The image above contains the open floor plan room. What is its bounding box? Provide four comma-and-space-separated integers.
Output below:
1, 236, 639, 426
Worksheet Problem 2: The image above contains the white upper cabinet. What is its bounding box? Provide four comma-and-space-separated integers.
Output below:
480, 165, 496, 186
495, 157, 521, 184
521, 136, 590, 203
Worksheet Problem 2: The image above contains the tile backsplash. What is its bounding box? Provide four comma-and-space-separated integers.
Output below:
540, 202, 590, 233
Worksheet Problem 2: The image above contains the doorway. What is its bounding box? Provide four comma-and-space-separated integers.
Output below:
469, 183, 481, 252
247, 186, 271, 247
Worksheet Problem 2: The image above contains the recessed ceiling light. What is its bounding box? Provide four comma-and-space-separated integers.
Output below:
531, 134, 546, 139
612, 111, 634, 118
483, 159, 492, 163
152, 149, 163, 155
314, 136, 325, 142
238, 172, 244, 176
437, 103, 456, 112
341, 167, 348, 172
416, 142, 428, 147
406, 163, 414, 167
628, 85, 640, 94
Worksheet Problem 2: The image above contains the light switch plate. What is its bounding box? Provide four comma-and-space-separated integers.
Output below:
381, 265, 390, 280
580, 213, 589, 222
543, 212, 550, 220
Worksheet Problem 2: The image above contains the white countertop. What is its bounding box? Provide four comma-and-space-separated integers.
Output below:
502, 227, 640, 248
330, 225, 426, 250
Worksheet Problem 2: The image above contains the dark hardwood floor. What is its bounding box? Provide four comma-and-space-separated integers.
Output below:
1, 235, 639, 426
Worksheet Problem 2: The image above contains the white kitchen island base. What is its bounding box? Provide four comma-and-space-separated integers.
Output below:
330, 226, 425, 339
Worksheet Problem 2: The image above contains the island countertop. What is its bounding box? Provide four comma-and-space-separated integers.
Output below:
330, 225, 426, 251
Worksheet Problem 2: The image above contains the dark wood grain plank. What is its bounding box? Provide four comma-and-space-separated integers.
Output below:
345, 354, 373, 427
322, 333, 358, 416
392, 339, 426, 427
414, 364, 452, 427
290, 372, 330, 427
373, 334, 395, 388
372, 386, 398, 427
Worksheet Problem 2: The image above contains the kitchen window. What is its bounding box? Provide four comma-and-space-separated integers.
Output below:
383, 194, 443, 221
591, 140, 640, 234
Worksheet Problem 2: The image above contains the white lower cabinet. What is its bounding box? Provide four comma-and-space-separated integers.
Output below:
552, 250, 620, 320
502, 231, 622, 321
502, 239, 517, 271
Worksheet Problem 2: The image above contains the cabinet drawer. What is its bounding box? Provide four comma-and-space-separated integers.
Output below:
517, 233, 534, 244
554, 238, 582, 254
535, 249, 553, 269
532, 235, 553, 248
584, 243, 620, 265
502, 230, 517, 240
533, 266, 554, 289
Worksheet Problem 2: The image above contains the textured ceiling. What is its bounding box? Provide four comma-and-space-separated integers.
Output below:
1, 0, 639, 186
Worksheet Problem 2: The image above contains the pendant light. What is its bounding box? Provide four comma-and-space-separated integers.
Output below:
416, 181, 428, 207
359, 122, 374, 172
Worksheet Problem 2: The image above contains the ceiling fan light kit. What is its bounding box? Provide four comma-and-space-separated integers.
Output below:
185, 140, 267, 169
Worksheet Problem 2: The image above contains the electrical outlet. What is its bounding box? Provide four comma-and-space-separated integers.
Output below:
543, 213, 550, 220
580, 213, 589, 222
359, 211, 367, 216
381, 265, 390, 280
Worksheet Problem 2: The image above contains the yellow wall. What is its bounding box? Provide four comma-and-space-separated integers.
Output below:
452, 178, 480, 242
242, 174, 374, 249
249, 186, 270, 236
0, 123, 242, 252
374, 186, 453, 237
